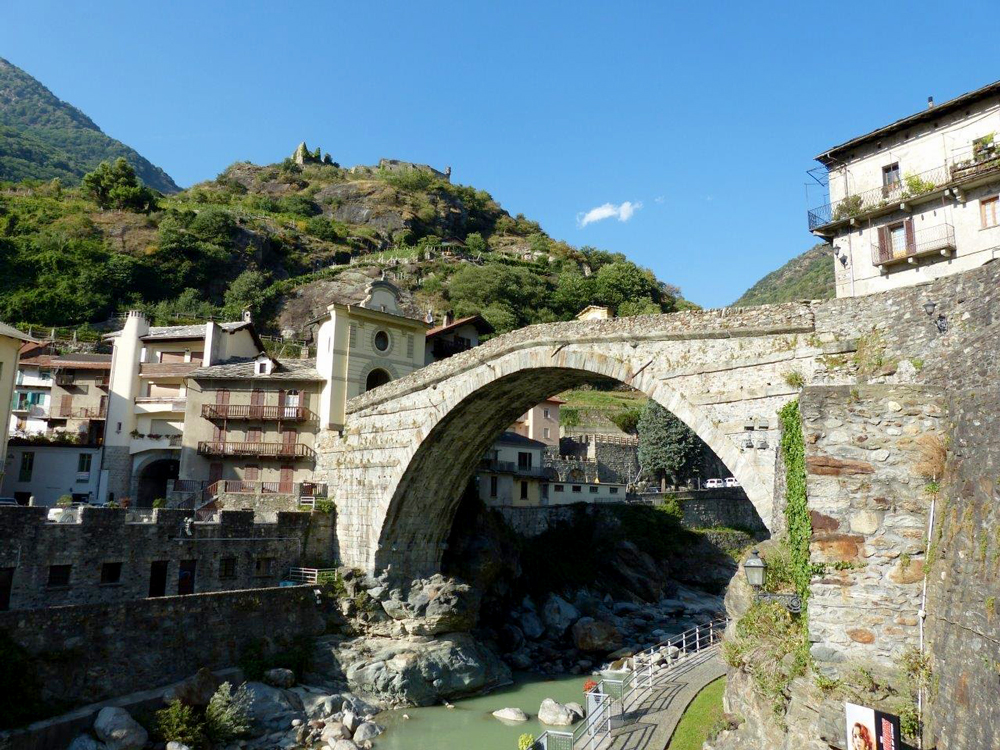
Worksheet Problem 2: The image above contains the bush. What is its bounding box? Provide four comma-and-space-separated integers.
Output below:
313, 498, 335, 514
152, 498, 167, 509
518, 733, 536, 750
56, 494, 73, 507
278, 195, 320, 218
204, 682, 252, 743
155, 700, 206, 747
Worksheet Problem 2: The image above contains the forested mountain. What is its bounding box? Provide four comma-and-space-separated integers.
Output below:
733, 243, 835, 306
0, 57, 179, 192
0, 150, 692, 336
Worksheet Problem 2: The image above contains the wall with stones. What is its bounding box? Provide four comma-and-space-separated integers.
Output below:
677, 493, 768, 534
802, 384, 944, 669
0, 506, 312, 610
922, 389, 1000, 750
0, 585, 325, 706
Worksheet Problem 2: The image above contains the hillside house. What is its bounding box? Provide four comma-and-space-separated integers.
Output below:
809, 80, 1000, 297
424, 313, 493, 364
0, 322, 35, 485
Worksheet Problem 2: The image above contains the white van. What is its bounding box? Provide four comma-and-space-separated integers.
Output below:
704, 478, 724, 489
724, 477, 740, 488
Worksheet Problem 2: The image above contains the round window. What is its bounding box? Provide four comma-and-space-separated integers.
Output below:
374, 330, 390, 352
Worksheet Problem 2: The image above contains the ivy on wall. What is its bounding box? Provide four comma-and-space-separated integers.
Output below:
779, 400, 811, 604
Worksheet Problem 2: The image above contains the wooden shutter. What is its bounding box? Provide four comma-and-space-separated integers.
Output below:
248, 427, 261, 443
282, 428, 297, 446
60, 394, 73, 417
216, 389, 229, 405
877, 226, 890, 264
279, 466, 294, 493
251, 389, 264, 406
904, 219, 916, 256
244, 465, 259, 481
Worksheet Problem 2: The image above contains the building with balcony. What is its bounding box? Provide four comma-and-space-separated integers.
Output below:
177, 354, 325, 508
0, 323, 35, 485
478, 432, 554, 506
9, 342, 54, 437
103, 311, 266, 507
424, 313, 493, 364
510, 396, 565, 447
45, 353, 112, 445
808, 80, 1000, 297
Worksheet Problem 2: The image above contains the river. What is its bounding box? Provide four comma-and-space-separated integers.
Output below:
374, 672, 588, 750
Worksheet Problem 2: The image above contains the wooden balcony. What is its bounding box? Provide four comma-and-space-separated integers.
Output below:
872, 223, 956, 267
54, 406, 107, 420
201, 404, 314, 422
197, 441, 316, 460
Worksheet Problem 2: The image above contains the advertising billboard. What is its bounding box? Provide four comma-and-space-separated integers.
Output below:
845, 702, 902, 750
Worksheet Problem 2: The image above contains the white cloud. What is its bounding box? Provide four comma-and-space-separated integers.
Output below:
654, 195, 666, 204
577, 200, 643, 227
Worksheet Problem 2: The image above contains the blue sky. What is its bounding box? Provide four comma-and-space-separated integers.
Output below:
3, 0, 997, 307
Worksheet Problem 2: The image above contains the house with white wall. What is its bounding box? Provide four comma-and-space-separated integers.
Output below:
1, 444, 104, 506
510, 396, 565, 447
808, 80, 1000, 297
425, 313, 493, 364
0, 323, 35, 486
9, 343, 53, 437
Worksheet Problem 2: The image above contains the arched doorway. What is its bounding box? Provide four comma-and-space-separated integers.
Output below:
365, 368, 392, 392
137, 458, 179, 508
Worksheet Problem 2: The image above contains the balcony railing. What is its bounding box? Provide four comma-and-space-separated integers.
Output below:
135, 396, 186, 412
478, 458, 550, 478
206, 479, 299, 496
139, 362, 201, 378
54, 406, 107, 419
201, 404, 314, 422
12, 402, 48, 417
431, 337, 472, 359
871, 222, 956, 267
197, 441, 316, 460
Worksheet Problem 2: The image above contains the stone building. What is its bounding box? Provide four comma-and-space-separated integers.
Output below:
103, 312, 265, 506
8, 342, 53, 436
809, 79, 1000, 297
178, 354, 325, 503
46, 353, 112, 445
0, 322, 34, 485
0, 505, 310, 611
478, 432, 552, 506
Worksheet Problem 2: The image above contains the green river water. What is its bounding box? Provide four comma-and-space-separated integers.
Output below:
374, 672, 588, 750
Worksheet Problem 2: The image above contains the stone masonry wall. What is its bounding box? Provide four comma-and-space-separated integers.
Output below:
0, 585, 325, 706
802, 384, 945, 669
0, 506, 312, 610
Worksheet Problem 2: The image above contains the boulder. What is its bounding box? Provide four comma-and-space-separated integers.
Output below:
381, 575, 481, 635
331, 741, 360, 750
353, 722, 384, 741
519, 611, 545, 640
566, 702, 586, 720
342, 709, 360, 733
243, 681, 305, 727
265, 667, 297, 688
162, 667, 221, 708
542, 595, 580, 637
93, 707, 148, 750
342, 694, 381, 716
508, 647, 533, 670
538, 698, 577, 726
335, 632, 512, 707
492, 707, 528, 722
166, 743, 191, 750
571, 617, 623, 652
321, 722, 352, 742
67, 736, 104, 750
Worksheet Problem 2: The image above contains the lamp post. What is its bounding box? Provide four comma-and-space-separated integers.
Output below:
923, 300, 948, 333
743, 550, 802, 614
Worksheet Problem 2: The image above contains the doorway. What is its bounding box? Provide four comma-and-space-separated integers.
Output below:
148, 560, 168, 597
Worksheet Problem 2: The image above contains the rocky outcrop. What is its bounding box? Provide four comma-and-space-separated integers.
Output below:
379, 574, 481, 635
161, 667, 220, 707
93, 707, 147, 750
571, 617, 622, 652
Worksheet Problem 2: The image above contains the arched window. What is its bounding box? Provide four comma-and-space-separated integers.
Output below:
366, 369, 392, 391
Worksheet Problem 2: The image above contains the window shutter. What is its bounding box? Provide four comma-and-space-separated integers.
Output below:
877, 226, 890, 263
904, 219, 916, 256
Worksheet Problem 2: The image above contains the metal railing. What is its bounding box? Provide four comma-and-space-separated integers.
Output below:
286, 566, 338, 584
135, 396, 187, 411
54, 406, 107, 419
531, 618, 727, 750
949, 141, 1000, 182
201, 404, 315, 422
871, 222, 956, 266
205, 479, 297, 496
479, 459, 550, 477
196, 441, 317, 460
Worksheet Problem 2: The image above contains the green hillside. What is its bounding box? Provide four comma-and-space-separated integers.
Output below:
0, 57, 179, 192
733, 243, 835, 306
0, 152, 691, 335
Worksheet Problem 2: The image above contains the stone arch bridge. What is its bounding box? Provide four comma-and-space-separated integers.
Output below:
315, 302, 849, 576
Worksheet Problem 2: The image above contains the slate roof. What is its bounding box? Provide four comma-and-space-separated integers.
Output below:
0, 321, 36, 343
51, 354, 112, 369
493, 431, 548, 449
426, 315, 495, 339
189, 357, 324, 382
104, 321, 250, 341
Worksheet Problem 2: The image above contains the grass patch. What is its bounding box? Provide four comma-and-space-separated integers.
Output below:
666, 676, 727, 750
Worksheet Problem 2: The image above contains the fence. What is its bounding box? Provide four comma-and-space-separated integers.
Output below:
531, 618, 727, 750
286, 567, 338, 584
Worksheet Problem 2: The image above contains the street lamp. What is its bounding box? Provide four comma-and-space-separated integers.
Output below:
923, 300, 948, 333
743, 550, 802, 614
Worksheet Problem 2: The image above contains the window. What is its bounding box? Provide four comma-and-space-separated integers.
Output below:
489, 476, 498, 498
519, 481, 528, 500
589, 486, 599, 493
543, 428, 551, 439
77, 453, 92, 476
18, 452, 34, 482
982, 196, 999, 229
554, 484, 564, 492
889, 222, 907, 258
517, 452, 533, 470
178, 559, 196, 595
254, 557, 274, 577
882, 163, 900, 188
374, 330, 390, 352
257, 362, 267, 374
219, 557, 237, 579
572, 485, 582, 493
543, 408, 550, 419
100, 562, 122, 584
610, 487, 619, 495
47, 565, 71, 587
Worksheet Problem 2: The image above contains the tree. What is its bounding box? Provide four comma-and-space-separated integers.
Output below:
82, 158, 158, 213
593, 261, 660, 312
552, 269, 595, 317
637, 400, 703, 489
464, 232, 487, 255
224, 269, 272, 321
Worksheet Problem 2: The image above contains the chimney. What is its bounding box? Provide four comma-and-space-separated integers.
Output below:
424, 309, 435, 325
443, 310, 455, 327
928, 96, 934, 109
242, 308, 252, 323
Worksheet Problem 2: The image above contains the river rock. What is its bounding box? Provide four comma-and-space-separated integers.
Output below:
67, 736, 104, 750
335, 632, 512, 706
538, 698, 577, 726
499, 623, 525, 653
93, 707, 148, 750
243, 681, 305, 728
162, 667, 220, 707
571, 617, 623, 652
265, 667, 297, 688
342, 709, 360, 733
380, 574, 481, 635
519, 611, 545, 640
330, 741, 360, 750
566, 702, 586, 720
492, 707, 529, 722
353, 722, 384, 741
321, 722, 352, 742
542, 595, 580, 637
166, 743, 191, 750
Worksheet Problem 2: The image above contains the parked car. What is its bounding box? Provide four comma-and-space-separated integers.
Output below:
704, 478, 724, 489
724, 477, 740, 488
0, 497, 18, 506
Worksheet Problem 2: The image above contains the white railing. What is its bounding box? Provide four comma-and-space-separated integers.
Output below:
286, 566, 338, 584
531, 618, 727, 750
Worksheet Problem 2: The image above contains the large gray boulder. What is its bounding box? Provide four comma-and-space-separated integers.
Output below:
571, 617, 623, 652
380, 574, 481, 635
162, 667, 220, 707
330, 741, 360, 750
538, 698, 577, 726
542, 595, 580, 637
67, 736, 104, 750
492, 707, 528, 722
243, 681, 305, 728
353, 721, 384, 741
264, 667, 297, 688
321, 722, 352, 742
93, 707, 148, 750
519, 611, 545, 640
334, 632, 512, 707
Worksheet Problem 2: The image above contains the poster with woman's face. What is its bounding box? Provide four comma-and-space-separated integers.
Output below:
845, 702, 901, 750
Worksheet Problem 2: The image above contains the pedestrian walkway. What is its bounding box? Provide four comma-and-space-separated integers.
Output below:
606, 647, 726, 750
